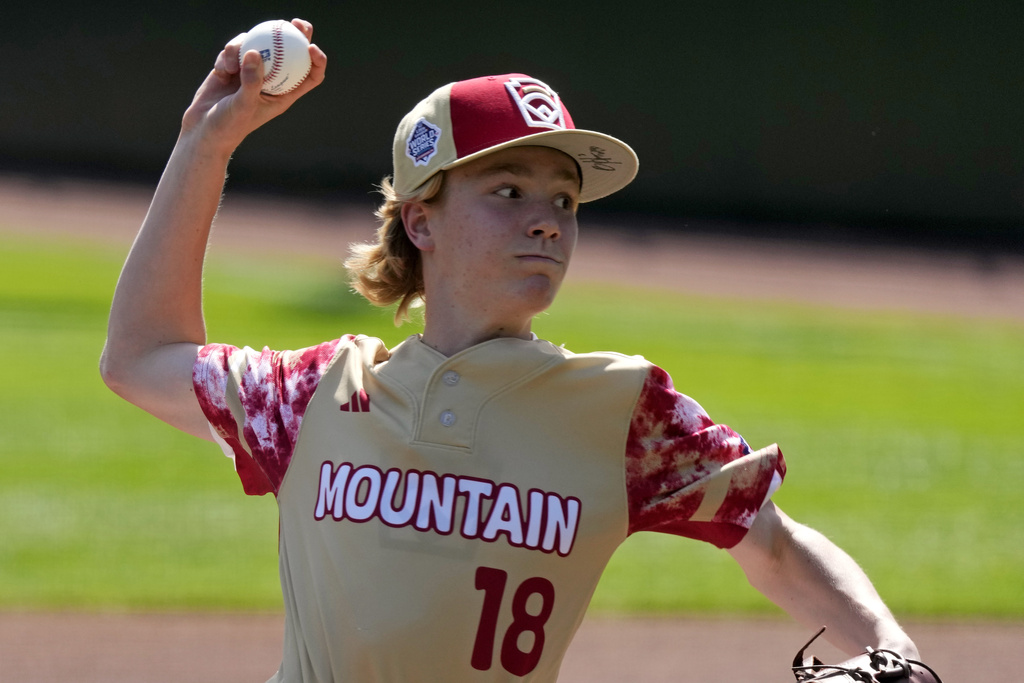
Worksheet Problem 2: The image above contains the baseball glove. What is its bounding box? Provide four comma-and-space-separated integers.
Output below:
791, 627, 943, 683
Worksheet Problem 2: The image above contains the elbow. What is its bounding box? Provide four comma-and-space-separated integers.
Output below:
99, 342, 133, 398
729, 502, 791, 593
99, 346, 121, 392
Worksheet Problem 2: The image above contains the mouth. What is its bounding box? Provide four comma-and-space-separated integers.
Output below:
516, 253, 564, 265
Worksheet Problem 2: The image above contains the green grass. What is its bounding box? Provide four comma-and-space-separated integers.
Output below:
2, 230, 1022, 617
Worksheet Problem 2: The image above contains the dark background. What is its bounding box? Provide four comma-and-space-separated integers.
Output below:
5, 1, 1023, 250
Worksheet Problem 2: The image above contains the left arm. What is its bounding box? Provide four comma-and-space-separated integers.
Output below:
727, 501, 919, 659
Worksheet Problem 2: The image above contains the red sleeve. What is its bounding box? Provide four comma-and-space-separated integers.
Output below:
625, 365, 786, 548
192, 337, 351, 496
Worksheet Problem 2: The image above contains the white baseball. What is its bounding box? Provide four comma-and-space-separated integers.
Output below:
238, 20, 312, 95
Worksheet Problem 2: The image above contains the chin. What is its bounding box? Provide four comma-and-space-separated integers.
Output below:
517, 277, 562, 314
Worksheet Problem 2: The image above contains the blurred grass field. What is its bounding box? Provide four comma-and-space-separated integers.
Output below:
1, 228, 1022, 618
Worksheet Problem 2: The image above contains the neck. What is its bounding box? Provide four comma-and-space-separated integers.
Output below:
420, 307, 534, 357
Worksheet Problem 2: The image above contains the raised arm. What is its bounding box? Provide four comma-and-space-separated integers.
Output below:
727, 501, 919, 660
100, 19, 326, 439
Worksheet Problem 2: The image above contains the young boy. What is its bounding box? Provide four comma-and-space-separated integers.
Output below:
102, 19, 919, 682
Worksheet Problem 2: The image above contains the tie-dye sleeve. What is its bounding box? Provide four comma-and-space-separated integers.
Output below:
192, 337, 351, 496
625, 365, 786, 548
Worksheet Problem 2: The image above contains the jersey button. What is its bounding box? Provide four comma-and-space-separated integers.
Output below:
442, 370, 460, 386
440, 410, 456, 427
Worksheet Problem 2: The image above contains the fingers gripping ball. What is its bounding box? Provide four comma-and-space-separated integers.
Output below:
239, 20, 312, 95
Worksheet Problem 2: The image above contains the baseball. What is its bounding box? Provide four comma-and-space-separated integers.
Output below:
238, 20, 312, 95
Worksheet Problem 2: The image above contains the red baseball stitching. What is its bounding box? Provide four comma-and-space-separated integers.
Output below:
264, 22, 284, 85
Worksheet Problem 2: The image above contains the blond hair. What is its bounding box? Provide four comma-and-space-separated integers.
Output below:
345, 172, 446, 324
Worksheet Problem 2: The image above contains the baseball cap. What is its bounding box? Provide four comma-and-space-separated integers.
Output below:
392, 73, 639, 203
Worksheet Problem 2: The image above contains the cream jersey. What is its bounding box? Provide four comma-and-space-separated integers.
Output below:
193, 334, 786, 683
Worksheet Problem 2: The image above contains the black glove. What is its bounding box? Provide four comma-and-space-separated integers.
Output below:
791, 627, 942, 683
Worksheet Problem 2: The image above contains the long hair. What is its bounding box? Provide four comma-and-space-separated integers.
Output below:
344, 172, 446, 324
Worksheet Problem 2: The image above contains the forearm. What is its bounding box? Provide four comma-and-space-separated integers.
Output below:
105, 36, 272, 382
105, 23, 324, 371
99, 130, 234, 437
106, 132, 230, 355
730, 504, 918, 659
765, 523, 914, 657
101, 20, 324, 435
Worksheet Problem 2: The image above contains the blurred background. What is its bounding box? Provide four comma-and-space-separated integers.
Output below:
2, 3, 1023, 681
5, 0, 1023, 251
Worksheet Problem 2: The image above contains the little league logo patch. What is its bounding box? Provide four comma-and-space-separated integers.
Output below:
505, 77, 566, 130
406, 118, 443, 166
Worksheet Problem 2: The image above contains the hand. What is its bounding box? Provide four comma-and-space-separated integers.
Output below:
181, 18, 327, 152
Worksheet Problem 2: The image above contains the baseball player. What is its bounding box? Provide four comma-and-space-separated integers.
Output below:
102, 19, 925, 682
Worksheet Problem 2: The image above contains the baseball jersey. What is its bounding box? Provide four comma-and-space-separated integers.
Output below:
193, 334, 786, 682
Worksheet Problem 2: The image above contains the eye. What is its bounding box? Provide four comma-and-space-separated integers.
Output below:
554, 195, 577, 211
495, 186, 521, 199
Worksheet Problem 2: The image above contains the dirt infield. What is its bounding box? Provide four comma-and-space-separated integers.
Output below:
2, 174, 1023, 681
2, 611, 1023, 681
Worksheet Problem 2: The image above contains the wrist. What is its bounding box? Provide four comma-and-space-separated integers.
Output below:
175, 124, 238, 167
877, 633, 920, 661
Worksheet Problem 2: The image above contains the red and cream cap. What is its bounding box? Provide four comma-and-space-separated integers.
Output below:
392, 73, 639, 203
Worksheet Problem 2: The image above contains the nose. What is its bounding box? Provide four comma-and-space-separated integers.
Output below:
525, 205, 562, 240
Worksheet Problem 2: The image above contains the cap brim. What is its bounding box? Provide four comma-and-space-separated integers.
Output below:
440, 129, 638, 203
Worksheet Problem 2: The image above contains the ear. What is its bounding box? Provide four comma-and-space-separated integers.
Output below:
402, 201, 435, 252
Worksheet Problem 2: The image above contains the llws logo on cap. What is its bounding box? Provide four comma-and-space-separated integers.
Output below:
505, 77, 566, 130
406, 118, 443, 166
